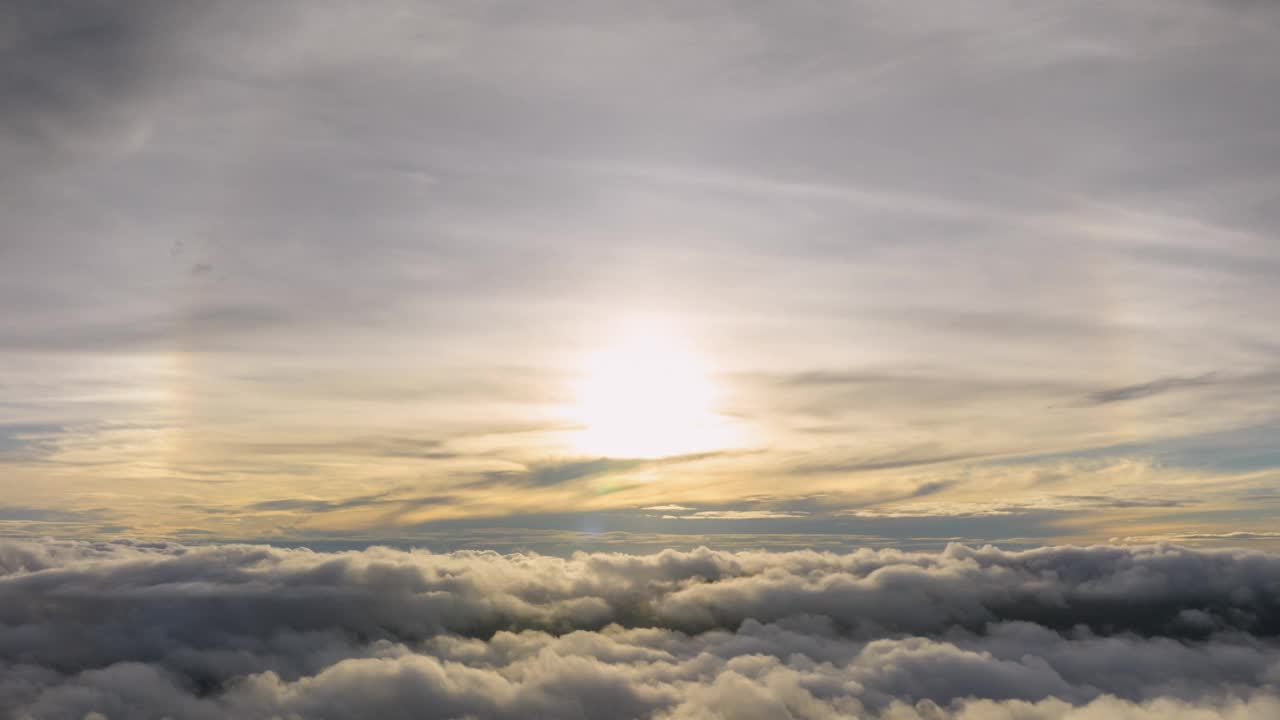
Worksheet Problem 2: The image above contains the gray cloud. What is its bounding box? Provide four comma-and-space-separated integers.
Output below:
243, 492, 454, 516
1115, 531, 1280, 544
784, 448, 984, 476
475, 452, 729, 489
481, 457, 648, 488
2, 540, 1280, 718
232, 436, 458, 461
0, 423, 63, 461
851, 495, 1194, 519
665, 510, 809, 520
0, 0, 187, 164
0, 505, 104, 522
1085, 374, 1219, 405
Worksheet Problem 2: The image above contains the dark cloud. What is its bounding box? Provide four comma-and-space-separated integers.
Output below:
1115, 531, 1280, 544
475, 452, 728, 489
233, 436, 457, 461
760, 370, 1084, 423
906, 481, 954, 498
784, 447, 984, 476
0, 505, 103, 522
244, 493, 455, 516
1006, 419, 1280, 474
1085, 373, 1219, 405
0, 303, 294, 353
2, 540, 1279, 718
483, 457, 648, 488
1056, 494, 1188, 509
0, 0, 183, 160
0, 422, 63, 460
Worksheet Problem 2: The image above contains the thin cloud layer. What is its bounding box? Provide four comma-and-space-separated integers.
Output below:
2, 540, 1279, 718
2, 0, 1279, 541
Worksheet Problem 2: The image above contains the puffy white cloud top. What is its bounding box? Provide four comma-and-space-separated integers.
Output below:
2, 540, 1279, 718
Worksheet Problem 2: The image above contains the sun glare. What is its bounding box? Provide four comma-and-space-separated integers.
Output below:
568, 321, 735, 458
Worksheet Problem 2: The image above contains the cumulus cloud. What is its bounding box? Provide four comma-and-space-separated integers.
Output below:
1, 540, 1279, 718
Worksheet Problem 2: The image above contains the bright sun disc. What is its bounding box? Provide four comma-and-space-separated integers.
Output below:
568, 323, 734, 458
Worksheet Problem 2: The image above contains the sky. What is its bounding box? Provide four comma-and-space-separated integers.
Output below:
4, 3, 1280, 719
3, 0, 1280, 553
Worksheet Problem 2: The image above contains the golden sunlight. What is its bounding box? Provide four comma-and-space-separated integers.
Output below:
567, 320, 735, 458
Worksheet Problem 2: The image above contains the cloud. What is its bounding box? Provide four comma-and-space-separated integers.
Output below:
475, 452, 730, 490
243, 492, 454, 515
0, 423, 63, 461
849, 494, 1192, 518
784, 449, 984, 476
0, 1, 200, 165
2, 540, 1280, 718
1114, 531, 1280, 544
1084, 374, 1219, 405
663, 511, 810, 520
482, 457, 648, 488
0, 506, 106, 523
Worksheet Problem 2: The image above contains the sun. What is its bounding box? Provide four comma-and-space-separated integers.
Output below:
566, 321, 735, 459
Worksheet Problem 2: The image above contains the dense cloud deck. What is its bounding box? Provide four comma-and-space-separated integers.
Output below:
2, 540, 1279, 718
